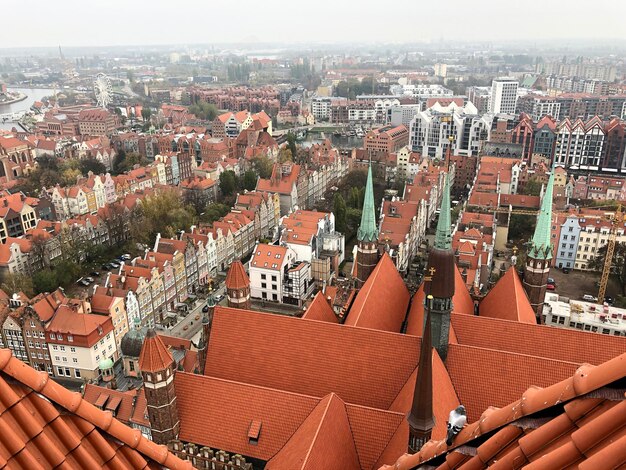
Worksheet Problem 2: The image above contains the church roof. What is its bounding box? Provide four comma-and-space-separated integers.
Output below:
0, 349, 190, 469
383, 351, 626, 470
479, 267, 536, 323
344, 253, 410, 332
357, 163, 378, 242
302, 291, 338, 323
204, 307, 419, 409
434, 173, 452, 250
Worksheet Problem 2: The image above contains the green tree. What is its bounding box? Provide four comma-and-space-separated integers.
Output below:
253, 156, 274, 179
242, 170, 258, 191
346, 208, 363, 236
1, 273, 34, 297
141, 107, 152, 122
61, 168, 82, 186
520, 179, 542, 196
333, 193, 347, 234
131, 190, 196, 243
32, 270, 59, 294
200, 203, 231, 224
114, 151, 147, 174
79, 158, 106, 176
189, 101, 218, 121
278, 147, 292, 163
286, 132, 298, 158
508, 214, 535, 241
589, 242, 626, 296
219, 170, 238, 196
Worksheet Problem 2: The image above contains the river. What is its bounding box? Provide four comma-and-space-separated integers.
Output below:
0, 87, 55, 130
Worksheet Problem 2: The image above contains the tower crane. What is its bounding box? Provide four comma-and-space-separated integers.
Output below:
598, 205, 622, 305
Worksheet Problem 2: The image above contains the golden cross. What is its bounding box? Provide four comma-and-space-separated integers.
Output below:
429, 267, 436, 276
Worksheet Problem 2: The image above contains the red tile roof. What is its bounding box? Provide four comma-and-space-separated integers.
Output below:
302, 292, 338, 323
0, 349, 190, 469
384, 351, 626, 470
266, 393, 361, 470
479, 267, 536, 323
225, 260, 250, 291
83, 384, 149, 428
204, 307, 420, 409
138, 329, 174, 373
250, 244, 287, 271
345, 253, 410, 333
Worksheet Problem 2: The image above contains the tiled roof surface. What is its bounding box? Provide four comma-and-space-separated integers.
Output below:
0, 349, 190, 469
302, 292, 338, 323
450, 314, 626, 366
250, 244, 287, 271
478, 267, 536, 324
266, 393, 361, 470
204, 307, 419, 409
47, 306, 112, 337
83, 384, 149, 427
446, 344, 580, 422
225, 260, 250, 290
345, 253, 410, 333
383, 352, 626, 470
138, 329, 174, 373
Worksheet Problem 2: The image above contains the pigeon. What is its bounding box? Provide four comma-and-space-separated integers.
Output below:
446, 405, 467, 446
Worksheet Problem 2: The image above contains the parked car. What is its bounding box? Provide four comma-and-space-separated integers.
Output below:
547, 277, 556, 285
110, 261, 120, 268
582, 294, 598, 302
80, 279, 91, 286
562, 268, 571, 274
546, 284, 556, 291
605, 296, 614, 305
202, 304, 209, 313
84, 277, 94, 283
121, 254, 132, 260
215, 294, 224, 302
90, 271, 100, 277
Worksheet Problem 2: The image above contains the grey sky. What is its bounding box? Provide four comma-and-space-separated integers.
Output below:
2, 0, 625, 48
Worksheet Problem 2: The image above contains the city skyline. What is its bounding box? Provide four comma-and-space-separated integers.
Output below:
2, 0, 626, 49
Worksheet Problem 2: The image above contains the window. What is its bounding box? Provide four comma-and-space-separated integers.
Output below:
70, 347, 75, 353
60, 346, 65, 352
95, 355, 100, 362
57, 367, 65, 376
261, 274, 266, 280
94, 344, 98, 350
50, 333, 56, 340
67, 335, 73, 342
129, 360, 135, 372
62, 357, 67, 362
57, 334, 63, 341
73, 358, 78, 363
272, 275, 277, 282
75, 369, 81, 378
54, 356, 60, 361
65, 368, 71, 376
272, 293, 278, 301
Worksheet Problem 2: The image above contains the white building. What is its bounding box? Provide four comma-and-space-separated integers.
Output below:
311, 97, 333, 121
46, 304, 118, 381
489, 78, 519, 114
389, 84, 453, 99
388, 104, 422, 127
543, 293, 626, 337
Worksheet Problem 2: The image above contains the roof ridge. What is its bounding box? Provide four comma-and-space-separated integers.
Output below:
341, 394, 366, 470
0, 349, 191, 469
450, 343, 581, 366
299, 394, 336, 469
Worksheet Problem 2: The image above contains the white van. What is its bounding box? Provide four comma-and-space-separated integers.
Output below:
582, 294, 597, 302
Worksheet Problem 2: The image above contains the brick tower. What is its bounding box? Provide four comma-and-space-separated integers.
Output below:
139, 329, 180, 445
196, 294, 216, 375
355, 162, 380, 288
226, 259, 251, 309
523, 169, 555, 322
424, 173, 455, 361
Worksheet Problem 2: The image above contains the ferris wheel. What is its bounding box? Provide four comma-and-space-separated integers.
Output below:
93, 73, 112, 108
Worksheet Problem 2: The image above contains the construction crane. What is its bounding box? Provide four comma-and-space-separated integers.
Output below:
598, 204, 622, 305
472, 203, 622, 302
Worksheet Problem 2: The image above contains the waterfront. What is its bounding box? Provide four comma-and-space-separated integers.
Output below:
0, 87, 55, 130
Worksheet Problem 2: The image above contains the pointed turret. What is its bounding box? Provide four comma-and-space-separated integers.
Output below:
434, 174, 452, 250
424, 172, 455, 360
523, 169, 555, 321
407, 296, 435, 453
357, 163, 378, 243
355, 162, 380, 288
139, 330, 180, 445
226, 259, 251, 309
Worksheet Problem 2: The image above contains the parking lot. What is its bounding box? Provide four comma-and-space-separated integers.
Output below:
547, 267, 621, 303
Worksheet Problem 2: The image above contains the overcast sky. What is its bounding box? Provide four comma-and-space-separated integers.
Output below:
1, 0, 625, 48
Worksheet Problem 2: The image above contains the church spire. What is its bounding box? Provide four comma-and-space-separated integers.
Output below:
529, 170, 555, 259
407, 296, 435, 453
434, 173, 452, 250
357, 162, 378, 243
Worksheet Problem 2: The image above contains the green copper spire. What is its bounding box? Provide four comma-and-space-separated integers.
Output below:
357, 163, 378, 242
434, 173, 452, 250
529, 169, 555, 259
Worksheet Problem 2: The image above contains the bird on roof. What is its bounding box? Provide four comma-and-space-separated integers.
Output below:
446, 405, 467, 446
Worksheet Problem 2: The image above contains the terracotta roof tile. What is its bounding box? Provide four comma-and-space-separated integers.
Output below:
138, 329, 174, 373
302, 292, 338, 323
0, 349, 190, 469
204, 307, 419, 409
225, 260, 250, 290
250, 244, 287, 271
479, 268, 536, 324
345, 253, 410, 333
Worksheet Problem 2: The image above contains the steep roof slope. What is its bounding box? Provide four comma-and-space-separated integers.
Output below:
0, 349, 190, 469
204, 307, 419, 409
479, 267, 536, 323
302, 291, 338, 323
345, 253, 410, 333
